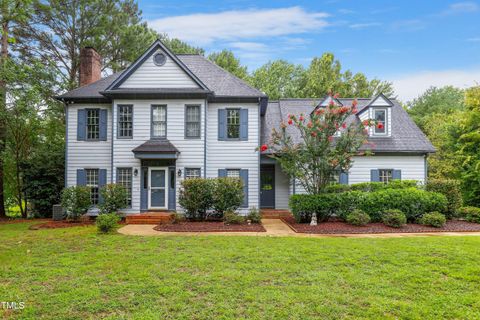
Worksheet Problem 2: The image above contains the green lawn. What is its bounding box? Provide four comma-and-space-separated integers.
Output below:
1, 223, 480, 319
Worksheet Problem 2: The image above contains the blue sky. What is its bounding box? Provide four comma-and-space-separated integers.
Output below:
139, 0, 480, 101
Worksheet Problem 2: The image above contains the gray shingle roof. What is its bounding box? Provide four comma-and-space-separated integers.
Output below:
57, 55, 264, 100
261, 98, 435, 153
177, 55, 265, 97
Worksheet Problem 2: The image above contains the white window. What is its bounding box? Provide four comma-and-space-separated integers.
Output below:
152, 105, 167, 138
185, 105, 201, 138
227, 109, 240, 139
374, 109, 387, 135
117, 168, 132, 206
118, 105, 133, 138
87, 109, 100, 140
227, 169, 240, 178
185, 168, 201, 179
379, 169, 393, 184
86, 169, 99, 205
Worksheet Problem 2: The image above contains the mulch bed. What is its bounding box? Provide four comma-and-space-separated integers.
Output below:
29, 220, 95, 230
282, 216, 480, 234
0, 218, 50, 225
154, 221, 266, 232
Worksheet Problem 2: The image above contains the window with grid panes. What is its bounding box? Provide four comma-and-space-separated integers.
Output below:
117, 168, 132, 206
185, 105, 200, 138
86, 169, 99, 205
152, 105, 167, 138
118, 105, 133, 138
87, 109, 100, 140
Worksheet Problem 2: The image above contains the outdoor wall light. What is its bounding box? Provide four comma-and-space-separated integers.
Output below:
134, 168, 138, 177
177, 169, 182, 177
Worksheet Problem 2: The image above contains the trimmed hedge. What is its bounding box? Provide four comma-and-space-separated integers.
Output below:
458, 206, 480, 223
420, 211, 446, 228
346, 209, 370, 226
323, 180, 419, 194
289, 188, 447, 223
382, 209, 406, 228
426, 179, 462, 218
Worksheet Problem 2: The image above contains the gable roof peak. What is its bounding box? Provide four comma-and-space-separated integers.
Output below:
105, 39, 209, 91
367, 93, 394, 107
317, 95, 344, 108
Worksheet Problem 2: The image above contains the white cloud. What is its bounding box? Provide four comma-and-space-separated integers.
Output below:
349, 22, 381, 29
390, 68, 480, 102
467, 37, 480, 42
391, 19, 426, 31
148, 7, 329, 46
228, 42, 269, 51
447, 1, 479, 13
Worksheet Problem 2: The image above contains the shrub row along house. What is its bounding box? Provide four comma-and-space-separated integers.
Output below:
56, 39, 435, 215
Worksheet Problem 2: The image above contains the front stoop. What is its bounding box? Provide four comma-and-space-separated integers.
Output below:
260, 209, 292, 219
125, 212, 175, 225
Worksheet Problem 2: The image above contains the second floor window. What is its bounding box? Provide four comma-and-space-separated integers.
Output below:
152, 105, 167, 138
118, 105, 133, 138
374, 109, 386, 135
185, 105, 201, 138
227, 109, 240, 139
87, 109, 99, 140
86, 169, 99, 205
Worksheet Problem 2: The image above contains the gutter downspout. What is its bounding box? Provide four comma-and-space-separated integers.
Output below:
62, 99, 68, 188
204, 98, 208, 178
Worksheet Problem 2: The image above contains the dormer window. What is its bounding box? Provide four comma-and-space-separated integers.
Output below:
373, 109, 387, 135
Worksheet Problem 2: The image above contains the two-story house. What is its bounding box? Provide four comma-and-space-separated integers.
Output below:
57, 39, 435, 215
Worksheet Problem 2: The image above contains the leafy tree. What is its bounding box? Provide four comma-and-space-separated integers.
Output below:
458, 86, 480, 206
299, 53, 394, 98
159, 34, 204, 55
261, 97, 374, 225
208, 49, 248, 80
0, 0, 34, 218
249, 60, 304, 99
406, 86, 466, 130
20, 0, 158, 89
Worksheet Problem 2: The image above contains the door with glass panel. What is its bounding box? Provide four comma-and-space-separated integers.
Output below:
148, 167, 168, 209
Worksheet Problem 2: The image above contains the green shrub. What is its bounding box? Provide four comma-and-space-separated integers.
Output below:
212, 177, 244, 215
246, 207, 261, 223
426, 179, 462, 218
323, 184, 351, 193
290, 188, 446, 223
382, 209, 407, 228
99, 184, 128, 214
223, 210, 244, 225
179, 178, 214, 220
96, 213, 120, 233
357, 188, 447, 222
346, 209, 370, 226
420, 211, 446, 228
61, 186, 91, 221
458, 206, 480, 223
322, 180, 419, 194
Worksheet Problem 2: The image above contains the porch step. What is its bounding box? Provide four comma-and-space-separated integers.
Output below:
126, 212, 175, 225
260, 209, 292, 219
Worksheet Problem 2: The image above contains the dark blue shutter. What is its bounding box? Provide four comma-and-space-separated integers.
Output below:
218, 169, 227, 177
240, 109, 248, 140
218, 109, 226, 140
98, 169, 107, 204
168, 167, 176, 210
76, 169, 86, 186
393, 170, 402, 180
77, 109, 86, 141
99, 109, 108, 141
339, 172, 349, 185
370, 169, 380, 182
140, 167, 148, 211
240, 169, 248, 207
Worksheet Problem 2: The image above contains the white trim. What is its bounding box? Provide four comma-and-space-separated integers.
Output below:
148, 167, 168, 210
372, 108, 388, 136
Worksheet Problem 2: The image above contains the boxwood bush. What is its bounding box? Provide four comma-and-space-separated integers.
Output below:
96, 213, 121, 233
457, 206, 480, 223
420, 211, 446, 228
382, 209, 407, 228
345, 209, 370, 226
426, 179, 462, 218
323, 180, 419, 194
289, 188, 447, 223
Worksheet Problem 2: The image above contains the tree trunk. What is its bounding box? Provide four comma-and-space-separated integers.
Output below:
0, 21, 8, 218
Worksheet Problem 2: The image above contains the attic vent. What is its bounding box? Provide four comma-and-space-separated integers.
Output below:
153, 52, 167, 66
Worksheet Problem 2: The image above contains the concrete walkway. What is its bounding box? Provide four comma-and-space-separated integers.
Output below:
118, 219, 480, 238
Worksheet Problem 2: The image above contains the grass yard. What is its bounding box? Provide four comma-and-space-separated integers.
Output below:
1, 223, 480, 319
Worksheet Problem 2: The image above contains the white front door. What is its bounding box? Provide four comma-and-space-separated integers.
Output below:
148, 167, 168, 210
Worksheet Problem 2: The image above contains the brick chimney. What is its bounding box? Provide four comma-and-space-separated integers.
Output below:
79, 47, 101, 87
